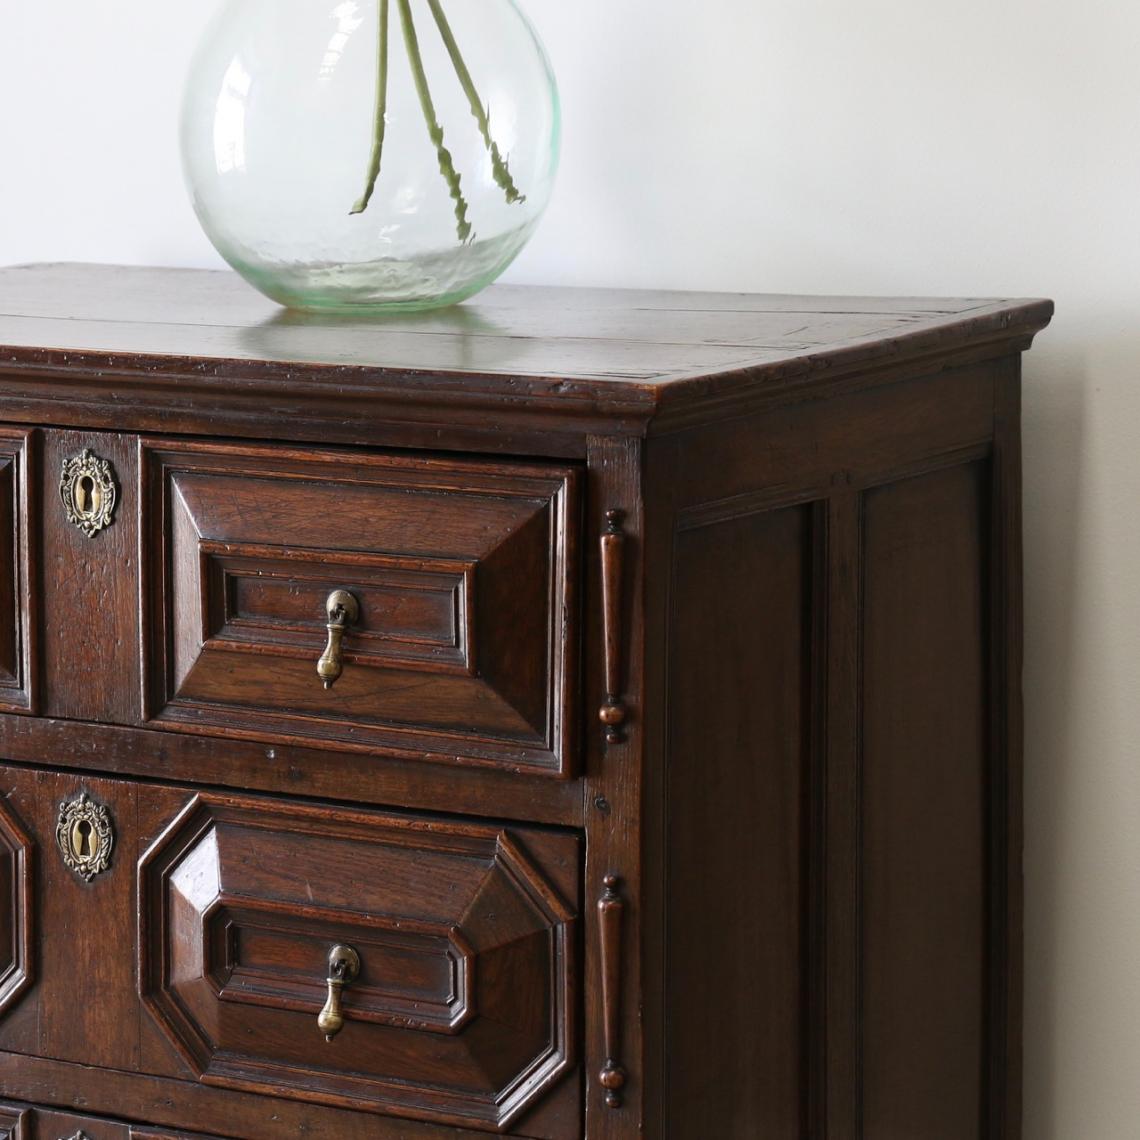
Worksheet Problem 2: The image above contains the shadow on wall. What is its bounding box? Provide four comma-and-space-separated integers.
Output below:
1021, 331, 1086, 1140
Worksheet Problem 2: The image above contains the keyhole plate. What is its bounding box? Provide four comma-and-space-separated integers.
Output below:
56, 794, 114, 882
59, 449, 118, 537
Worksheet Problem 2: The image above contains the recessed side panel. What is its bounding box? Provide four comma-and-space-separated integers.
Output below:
665, 501, 817, 1137
861, 461, 989, 1140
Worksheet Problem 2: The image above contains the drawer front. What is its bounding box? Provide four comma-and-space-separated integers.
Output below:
139, 794, 580, 1134
0, 765, 581, 1136
142, 441, 580, 776
0, 428, 33, 714
0, 1103, 222, 1140
0, 1103, 126, 1140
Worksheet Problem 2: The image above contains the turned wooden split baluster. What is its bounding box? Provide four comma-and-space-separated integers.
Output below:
599, 510, 628, 743
598, 874, 627, 1109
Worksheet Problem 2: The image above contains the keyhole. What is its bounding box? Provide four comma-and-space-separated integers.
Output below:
73, 819, 95, 860
75, 475, 96, 515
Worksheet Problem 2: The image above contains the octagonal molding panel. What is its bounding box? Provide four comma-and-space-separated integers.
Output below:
0, 797, 33, 1017
139, 793, 580, 1134
141, 440, 580, 777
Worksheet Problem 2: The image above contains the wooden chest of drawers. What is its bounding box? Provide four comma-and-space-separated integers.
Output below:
0, 265, 1051, 1139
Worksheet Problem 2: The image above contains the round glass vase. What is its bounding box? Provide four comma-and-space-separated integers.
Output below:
182, 0, 560, 313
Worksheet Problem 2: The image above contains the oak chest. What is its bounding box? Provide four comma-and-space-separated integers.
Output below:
0, 264, 1051, 1139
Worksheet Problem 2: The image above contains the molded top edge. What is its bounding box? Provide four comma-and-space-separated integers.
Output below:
0, 263, 1053, 434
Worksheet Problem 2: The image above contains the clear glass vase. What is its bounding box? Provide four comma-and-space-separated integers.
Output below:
182, 0, 560, 313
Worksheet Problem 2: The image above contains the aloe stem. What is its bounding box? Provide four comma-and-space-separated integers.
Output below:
424, 0, 525, 205
397, 0, 472, 242
351, 0, 391, 215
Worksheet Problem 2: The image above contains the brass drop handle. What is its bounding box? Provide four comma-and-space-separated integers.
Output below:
317, 944, 360, 1042
317, 590, 360, 690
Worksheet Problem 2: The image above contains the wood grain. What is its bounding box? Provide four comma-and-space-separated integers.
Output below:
40, 430, 140, 724
0, 265, 1053, 447
664, 500, 815, 1136
139, 790, 579, 1133
141, 439, 580, 776
0, 429, 33, 714
860, 462, 989, 1139
0, 268, 1051, 1140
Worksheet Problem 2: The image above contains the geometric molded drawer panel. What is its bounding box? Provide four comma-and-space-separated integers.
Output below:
141, 440, 580, 777
138, 793, 580, 1134
0, 798, 32, 1018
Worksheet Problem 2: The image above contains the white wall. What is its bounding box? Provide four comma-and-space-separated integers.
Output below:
3, 2, 1139, 1134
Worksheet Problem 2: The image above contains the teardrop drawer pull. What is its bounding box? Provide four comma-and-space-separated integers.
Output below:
316, 590, 360, 690
318, 943, 361, 1041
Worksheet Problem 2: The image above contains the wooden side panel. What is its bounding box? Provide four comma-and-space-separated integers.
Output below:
663, 502, 815, 1137
860, 462, 989, 1139
649, 362, 1018, 1140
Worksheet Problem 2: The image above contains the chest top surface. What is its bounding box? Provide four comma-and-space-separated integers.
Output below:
0, 263, 1052, 443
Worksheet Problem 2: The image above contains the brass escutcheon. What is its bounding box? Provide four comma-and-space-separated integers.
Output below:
56, 793, 114, 882
59, 448, 118, 537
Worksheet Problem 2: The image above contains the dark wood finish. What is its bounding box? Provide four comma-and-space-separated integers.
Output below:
142, 439, 579, 776
132, 1131, 225, 1140
637, 349, 1049, 1136
132, 1131, 223, 1140
0, 1058, 563, 1140
39, 430, 140, 725
664, 497, 815, 1136
138, 791, 579, 1133
0, 768, 188, 1073
0, 1100, 29, 1138
596, 875, 626, 1108
823, 488, 862, 1140
0, 265, 1051, 1139
0, 429, 33, 715
0, 1103, 209, 1140
24, 1107, 129, 1140
0, 714, 582, 828
598, 511, 626, 742
991, 361, 1025, 1140
860, 462, 989, 1138
580, 435, 645, 1140
0, 800, 32, 1020
0, 265, 1051, 451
